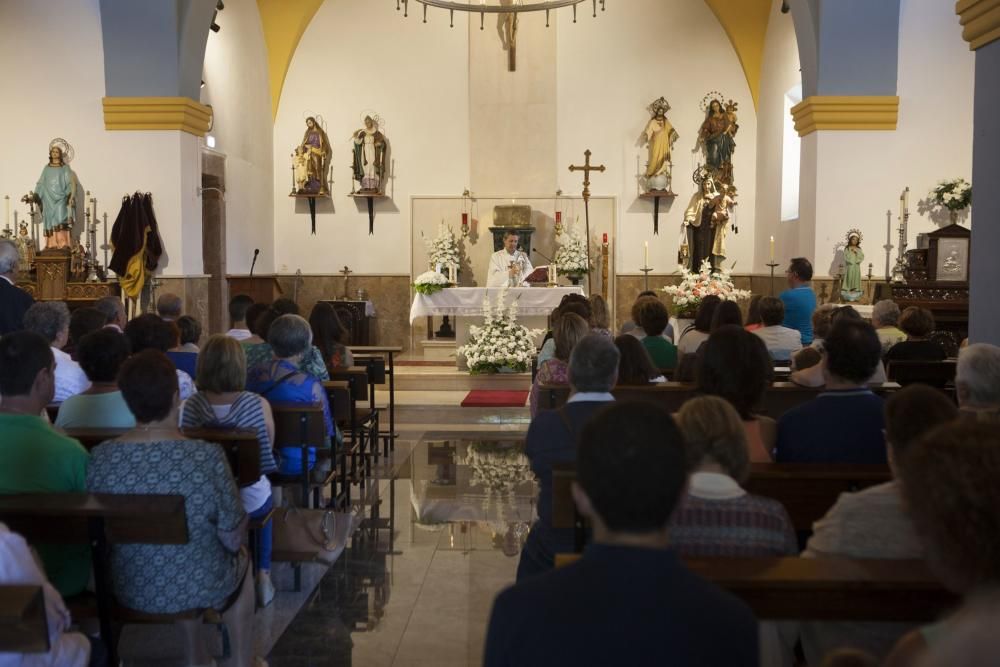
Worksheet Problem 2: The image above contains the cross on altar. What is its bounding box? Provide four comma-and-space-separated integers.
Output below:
340, 265, 352, 299
568, 150, 605, 203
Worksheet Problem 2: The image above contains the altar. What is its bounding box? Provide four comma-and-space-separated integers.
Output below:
410, 286, 585, 369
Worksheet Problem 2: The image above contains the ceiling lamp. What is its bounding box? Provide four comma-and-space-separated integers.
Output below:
395, 1, 606, 29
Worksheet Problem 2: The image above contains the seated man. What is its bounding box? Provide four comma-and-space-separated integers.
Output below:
155, 292, 183, 321
800, 385, 958, 663
23, 301, 90, 403
779, 257, 817, 345
486, 401, 758, 666
518, 335, 619, 581
955, 343, 1000, 420
225, 294, 255, 340
0, 331, 90, 598
776, 319, 886, 464
94, 295, 127, 333
487, 230, 534, 288
752, 296, 803, 362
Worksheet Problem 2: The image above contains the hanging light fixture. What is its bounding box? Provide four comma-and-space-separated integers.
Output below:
395, 0, 606, 29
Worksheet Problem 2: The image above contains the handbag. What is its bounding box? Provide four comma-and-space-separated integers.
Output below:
272, 506, 353, 565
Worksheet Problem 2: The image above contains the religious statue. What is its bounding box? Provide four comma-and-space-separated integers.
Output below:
841, 230, 864, 302
497, 0, 518, 72
683, 173, 735, 271
34, 139, 77, 250
642, 97, 678, 193
295, 116, 331, 195
697, 94, 739, 186
352, 115, 387, 193
15, 222, 35, 273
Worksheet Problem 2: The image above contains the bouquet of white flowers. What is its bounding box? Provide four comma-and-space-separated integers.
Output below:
928, 178, 972, 212
413, 270, 450, 295
662, 259, 751, 319
424, 221, 461, 269
457, 289, 543, 374
554, 229, 590, 276
463, 442, 535, 496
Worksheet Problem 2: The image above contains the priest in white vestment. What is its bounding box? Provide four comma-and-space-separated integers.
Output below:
487, 230, 534, 288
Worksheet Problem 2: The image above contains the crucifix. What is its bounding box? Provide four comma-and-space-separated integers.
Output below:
340, 265, 353, 300
568, 149, 605, 293
498, 0, 518, 71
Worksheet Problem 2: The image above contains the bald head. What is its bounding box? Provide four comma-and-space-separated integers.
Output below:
156, 293, 183, 321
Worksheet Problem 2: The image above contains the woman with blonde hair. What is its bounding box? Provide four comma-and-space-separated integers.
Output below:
670, 396, 796, 557
529, 313, 590, 417
588, 294, 612, 338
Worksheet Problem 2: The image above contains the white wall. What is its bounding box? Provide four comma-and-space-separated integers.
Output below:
755, 0, 802, 272
0, 0, 203, 276
808, 0, 974, 277
272, 0, 471, 275
201, 0, 275, 274
556, 0, 757, 275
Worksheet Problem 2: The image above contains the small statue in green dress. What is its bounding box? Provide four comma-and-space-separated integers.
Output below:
841, 230, 864, 302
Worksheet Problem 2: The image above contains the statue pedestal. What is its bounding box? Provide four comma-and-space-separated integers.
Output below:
34, 249, 72, 301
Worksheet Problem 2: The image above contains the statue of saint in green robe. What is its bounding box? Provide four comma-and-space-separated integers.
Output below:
35, 145, 76, 249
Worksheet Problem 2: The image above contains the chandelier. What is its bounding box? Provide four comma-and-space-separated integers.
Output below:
395, 1, 607, 29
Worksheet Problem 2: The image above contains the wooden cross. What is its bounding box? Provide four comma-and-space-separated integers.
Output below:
568, 150, 605, 203
340, 265, 352, 299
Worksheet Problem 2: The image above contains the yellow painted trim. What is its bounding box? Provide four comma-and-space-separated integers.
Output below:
102, 97, 213, 136
790, 96, 900, 137
257, 0, 326, 121
703, 0, 772, 111
956, 0, 1000, 50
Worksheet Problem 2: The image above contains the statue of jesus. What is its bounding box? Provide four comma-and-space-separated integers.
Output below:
34, 143, 76, 250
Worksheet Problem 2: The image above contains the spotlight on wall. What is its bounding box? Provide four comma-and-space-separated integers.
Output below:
780, 1, 790, 13
206, 135, 217, 149
210, 2, 224, 32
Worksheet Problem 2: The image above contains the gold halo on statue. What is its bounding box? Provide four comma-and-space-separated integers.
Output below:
359, 110, 384, 130
647, 96, 672, 116
49, 138, 74, 163
691, 164, 710, 186
846, 228, 863, 243
699, 91, 726, 113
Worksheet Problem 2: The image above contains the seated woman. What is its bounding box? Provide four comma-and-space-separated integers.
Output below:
884, 307, 947, 363
166, 315, 201, 379
670, 395, 797, 556
744, 295, 764, 332
124, 314, 195, 400
86, 350, 261, 667
614, 335, 665, 384
696, 326, 777, 462
245, 306, 330, 381
181, 334, 278, 608
637, 298, 677, 370
588, 294, 613, 339
677, 295, 721, 357
240, 303, 270, 346
623, 292, 675, 342
309, 302, 354, 373
246, 314, 334, 475
55, 329, 135, 429
537, 298, 592, 366
529, 313, 590, 417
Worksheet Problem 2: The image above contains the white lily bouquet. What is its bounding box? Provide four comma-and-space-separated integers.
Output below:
662, 259, 751, 319
413, 270, 450, 295
463, 442, 535, 496
457, 289, 543, 374
554, 229, 590, 275
928, 178, 971, 212
424, 221, 461, 269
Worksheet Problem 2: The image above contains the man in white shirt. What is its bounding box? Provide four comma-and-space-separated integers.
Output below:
225, 294, 255, 340
22, 302, 90, 403
94, 295, 127, 332
752, 296, 803, 362
487, 231, 534, 288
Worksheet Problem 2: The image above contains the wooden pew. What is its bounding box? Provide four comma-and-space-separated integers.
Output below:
0, 493, 188, 665
886, 360, 957, 388
552, 462, 892, 537
350, 345, 402, 454
553, 554, 957, 622
0, 585, 48, 654
269, 403, 335, 512
536, 382, 901, 418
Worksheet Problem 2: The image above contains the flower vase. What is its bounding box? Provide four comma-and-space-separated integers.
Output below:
498, 365, 518, 374
567, 274, 583, 286
950, 209, 958, 225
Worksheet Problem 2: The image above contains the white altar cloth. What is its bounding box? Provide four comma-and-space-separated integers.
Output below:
409, 286, 585, 323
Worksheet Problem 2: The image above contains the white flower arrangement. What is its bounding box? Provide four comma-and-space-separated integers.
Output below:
554, 229, 590, 275
413, 270, 450, 295
457, 289, 543, 374
424, 221, 461, 269
662, 259, 751, 318
928, 178, 972, 212
462, 442, 535, 496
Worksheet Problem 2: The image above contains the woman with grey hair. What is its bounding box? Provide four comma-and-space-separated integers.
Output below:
23, 301, 90, 402
872, 300, 906, 354
246, 314, 334, 475
956, 343, 1000, 417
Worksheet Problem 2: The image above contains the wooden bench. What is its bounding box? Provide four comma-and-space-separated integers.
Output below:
269, 403, 336, 511
553, 554, 957, 622
0, 493, 188, 665
886, 360, 957, 388
552, 462, 892, 543
350, 345, 402, 454
0, 585, 48, 654
536, 382, 901, 418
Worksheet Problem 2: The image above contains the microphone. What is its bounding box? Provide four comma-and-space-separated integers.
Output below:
250, 248, 260, 277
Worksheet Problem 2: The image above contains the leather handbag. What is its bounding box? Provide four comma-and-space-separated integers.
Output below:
272, 506, 353, 565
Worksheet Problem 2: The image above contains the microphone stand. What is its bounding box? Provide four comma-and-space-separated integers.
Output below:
250, 249, 260, 277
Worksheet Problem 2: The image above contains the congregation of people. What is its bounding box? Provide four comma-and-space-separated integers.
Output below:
493, 255, 1000, 666
0, 238, 359, 667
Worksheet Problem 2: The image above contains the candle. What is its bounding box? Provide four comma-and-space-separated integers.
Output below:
643, 241, 649, 268
552, 262, 558, 285
769, 236, 775, 262
436, 262, 442, 275
903, 187, 908, 212
603, 232, 608, 244
4, 196, 8, 227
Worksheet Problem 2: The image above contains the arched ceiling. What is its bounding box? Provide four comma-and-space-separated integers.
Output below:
257, 0, 774, 119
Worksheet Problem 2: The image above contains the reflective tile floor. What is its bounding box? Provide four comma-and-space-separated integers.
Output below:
266, 434, 535, 667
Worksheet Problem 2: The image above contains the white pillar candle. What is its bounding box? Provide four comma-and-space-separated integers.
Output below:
769, 236, 775, 262
643, 241, 649, 268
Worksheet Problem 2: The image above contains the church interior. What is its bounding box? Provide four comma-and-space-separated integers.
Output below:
1, 0, 999, 665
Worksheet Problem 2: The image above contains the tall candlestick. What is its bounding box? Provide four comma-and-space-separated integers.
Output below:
4, 196, 8, 228
769, 236, 775, 262
643, 241, 649, 268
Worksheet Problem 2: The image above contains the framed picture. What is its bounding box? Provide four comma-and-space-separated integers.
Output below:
934, 237, 969, 282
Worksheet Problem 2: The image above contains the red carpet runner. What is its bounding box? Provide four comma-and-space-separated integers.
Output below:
460, 390, 530, 408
